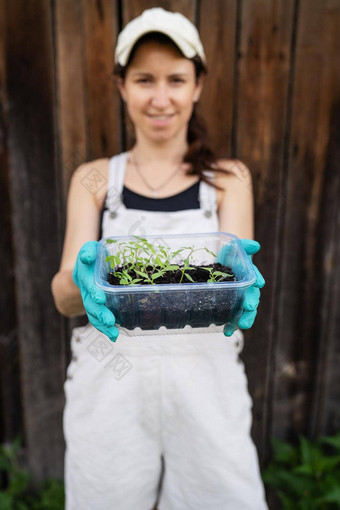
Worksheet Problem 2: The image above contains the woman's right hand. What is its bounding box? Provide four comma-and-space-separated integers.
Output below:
73, 241, 119, 342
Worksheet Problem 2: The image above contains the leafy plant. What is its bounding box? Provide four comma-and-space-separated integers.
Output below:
0, 439, 64, 510
105, 236, 232, 285
199, 266, 234, 283
263, 433, 340, 509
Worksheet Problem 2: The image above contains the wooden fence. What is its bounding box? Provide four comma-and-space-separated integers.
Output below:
1, 0, 339, 486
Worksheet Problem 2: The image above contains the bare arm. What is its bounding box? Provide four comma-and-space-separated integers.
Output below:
216, 159, 254, 239
51, 159, 108, 317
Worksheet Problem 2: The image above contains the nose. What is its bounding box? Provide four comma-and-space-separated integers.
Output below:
150, 84, 171, 109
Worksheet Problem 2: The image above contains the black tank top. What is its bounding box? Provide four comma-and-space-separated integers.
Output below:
122, 181, 200, 211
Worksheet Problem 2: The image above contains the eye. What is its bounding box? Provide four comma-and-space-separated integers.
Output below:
135, 76, 153, 84
171, 77, 185, 84
137, 78, 149, 83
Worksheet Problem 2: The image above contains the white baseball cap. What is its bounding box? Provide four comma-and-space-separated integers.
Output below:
115, 8, 206, 67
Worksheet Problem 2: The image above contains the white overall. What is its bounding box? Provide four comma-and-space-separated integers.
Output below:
63, 152, 268, 510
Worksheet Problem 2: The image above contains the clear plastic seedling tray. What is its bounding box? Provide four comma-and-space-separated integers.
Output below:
94, 232, 256, 336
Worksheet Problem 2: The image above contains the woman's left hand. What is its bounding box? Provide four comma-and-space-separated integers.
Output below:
217, 239, 265, 337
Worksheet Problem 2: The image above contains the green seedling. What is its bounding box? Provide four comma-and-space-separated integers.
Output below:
105, 236, 232, 286
199, 267, 233, 282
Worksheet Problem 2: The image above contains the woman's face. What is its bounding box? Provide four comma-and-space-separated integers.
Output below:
118, 41, 203, 145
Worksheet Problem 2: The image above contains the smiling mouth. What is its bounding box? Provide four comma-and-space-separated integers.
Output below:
147, 114, 174, 120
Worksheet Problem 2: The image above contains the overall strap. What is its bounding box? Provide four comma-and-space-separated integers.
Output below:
106, 152, 129, 213
199, 175, 217, 217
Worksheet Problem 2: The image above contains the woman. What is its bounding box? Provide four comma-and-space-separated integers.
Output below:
52, 8, 267, 510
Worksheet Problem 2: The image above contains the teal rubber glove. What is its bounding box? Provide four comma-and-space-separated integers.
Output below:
73, 241, 119, 342
217, 239, 265, 337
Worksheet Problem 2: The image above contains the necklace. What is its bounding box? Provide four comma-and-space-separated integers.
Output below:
129, 153, 183, 197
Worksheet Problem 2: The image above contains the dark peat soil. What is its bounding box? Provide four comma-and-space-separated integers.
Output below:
107, 263, 235, 285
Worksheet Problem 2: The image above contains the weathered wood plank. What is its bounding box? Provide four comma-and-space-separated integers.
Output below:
83, 0, 121, 159
236, 0, 295, 460
272, 0, 340, 442
55, 0, 88, 202
6, 0, 65, 481
123, 0, 195, 21
311, 100, 340, 435
198, 0, 237, 157
308, 1, 340, 437
0, 0, 22, 444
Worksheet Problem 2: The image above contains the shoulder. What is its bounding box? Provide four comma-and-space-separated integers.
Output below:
70, 158, 110, 210
71, 157, 110, 183
213, 159, 253, 208
214, 158, 252, 187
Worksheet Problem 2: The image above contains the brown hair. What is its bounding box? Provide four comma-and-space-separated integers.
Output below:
114, 32, 229, 186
